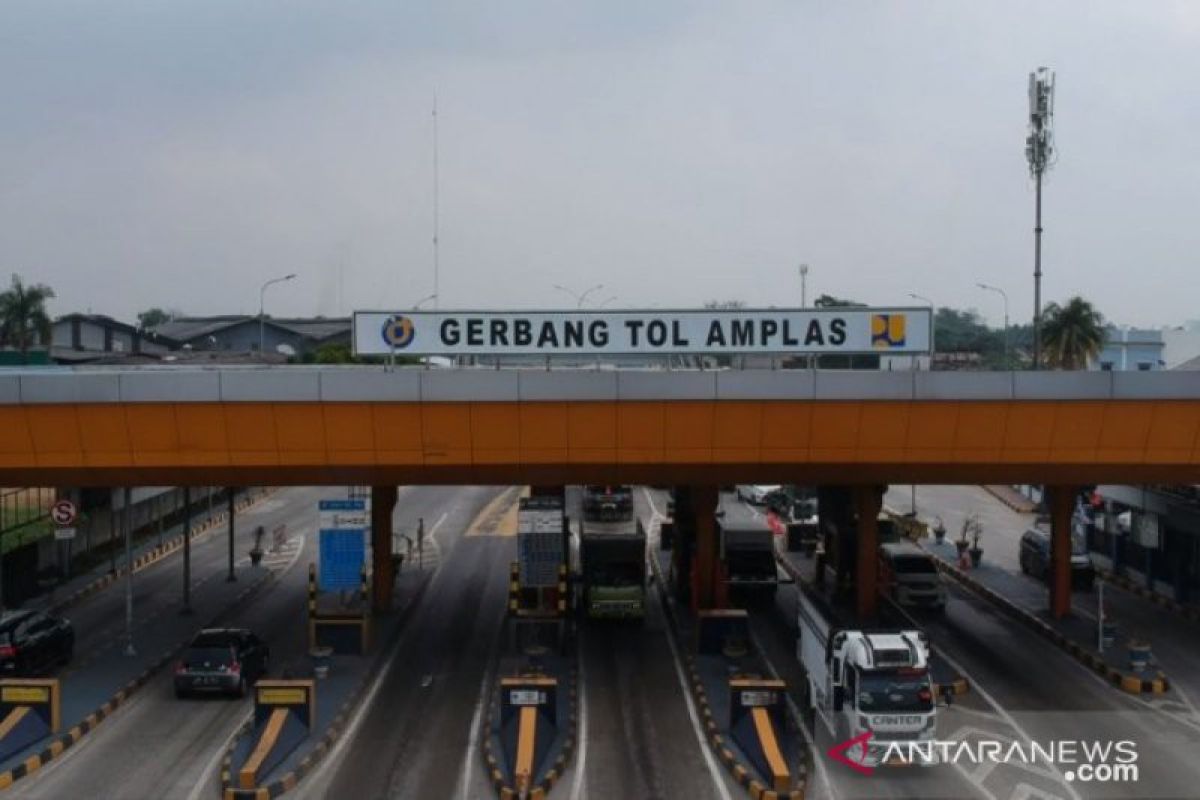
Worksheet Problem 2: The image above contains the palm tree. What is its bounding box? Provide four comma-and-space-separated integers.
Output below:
1041, 296, 1106, 370
0, 274, 56, 361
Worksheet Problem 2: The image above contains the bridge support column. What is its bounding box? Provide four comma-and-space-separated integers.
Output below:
1049, 485, 1076, 619
818, 487, 854, 591
689, 485, 721, 612
371, 485, 398, 613
854, 485, 883, 620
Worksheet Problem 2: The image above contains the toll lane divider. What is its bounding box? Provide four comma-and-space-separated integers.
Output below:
772, 549, 971, 699
1095, 568, 1200, 625
925, 548, 1169, 695
48, 488, 278, 616
221, 573, 434, 800
0, 575, 274, 792
650, 545, 806, 800
481, 669, 579, 800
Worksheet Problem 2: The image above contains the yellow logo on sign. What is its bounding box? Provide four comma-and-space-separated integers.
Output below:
381, 315, 415, 349
2, 686, 49, 703
871, 314, 907, 349
257, 688, 307, 705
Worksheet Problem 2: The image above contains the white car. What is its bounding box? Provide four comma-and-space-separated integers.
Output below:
736, 485, 781, 505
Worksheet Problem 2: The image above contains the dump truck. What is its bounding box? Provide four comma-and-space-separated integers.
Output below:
796, 586, 937, 767
579, 517, 646, 619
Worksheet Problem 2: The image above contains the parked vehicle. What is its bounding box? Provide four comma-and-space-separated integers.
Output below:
0, 610, 73, 675
797, 587, 936, 767
736, 485, 781, 506
878, 542, 946, 611
582, 485, 634, 522
1019, 527, 1095, 590
174, 628, 269, 698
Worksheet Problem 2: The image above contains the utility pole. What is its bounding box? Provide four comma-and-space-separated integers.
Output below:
977, 283, 1011, 368
123, 487, 135, 656
181, 486, 192, 615
1026, 67, 1056, 370
799, 263, 809, 308
432, 94, 440, 309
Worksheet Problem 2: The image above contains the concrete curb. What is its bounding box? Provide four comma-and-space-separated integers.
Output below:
480, 665, 579, 800
980, 485, 1039, 515
48, 488, 278, 617
651, 546, 806, 800
926, 549, 1170, 695
220, 572, 434, 800
1096, 568, 1200, 625
0, 571, 274, 791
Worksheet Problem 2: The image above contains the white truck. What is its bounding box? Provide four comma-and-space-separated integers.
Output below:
796, 588, 936, 767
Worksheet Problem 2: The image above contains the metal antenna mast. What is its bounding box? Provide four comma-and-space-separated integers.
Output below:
432, 94, 440, 310
1026, 67, 1056, 369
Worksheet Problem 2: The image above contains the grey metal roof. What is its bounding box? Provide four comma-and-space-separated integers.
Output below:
152, 316, 349, 343
0, 367, 1199, 404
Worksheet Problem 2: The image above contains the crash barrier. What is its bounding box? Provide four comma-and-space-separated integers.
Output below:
235, 680, 315, 790
308, 563, 370, 654
0, 680, 60, 763
500, 676, 557, 796
729, 678, 790, 793
1096, 568, 1200, 625
927, 548, 1169, 695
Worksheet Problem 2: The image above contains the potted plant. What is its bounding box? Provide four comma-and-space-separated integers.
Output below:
968, 522, 984, 568
955, 516, 973, 558
933, 516, 947, 545
249, 524, 265, 566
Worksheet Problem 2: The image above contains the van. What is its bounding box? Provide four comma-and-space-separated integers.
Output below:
878, 542, 946, 611
1019, 527, 1095, 590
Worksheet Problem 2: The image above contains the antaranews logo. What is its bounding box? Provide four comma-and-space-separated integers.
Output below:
826, 731, 1139, 784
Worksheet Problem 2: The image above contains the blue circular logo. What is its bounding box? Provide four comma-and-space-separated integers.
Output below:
381, 315, 415, 348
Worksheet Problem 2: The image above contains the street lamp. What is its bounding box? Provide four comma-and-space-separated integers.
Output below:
553, 283, 604, 309
977, 283, 1010, 369
413, 293, 438, 310
597, 295, 619, 308
259, 274, 297, 354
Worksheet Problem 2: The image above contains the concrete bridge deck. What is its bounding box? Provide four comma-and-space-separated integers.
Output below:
1, 367, 1198, 485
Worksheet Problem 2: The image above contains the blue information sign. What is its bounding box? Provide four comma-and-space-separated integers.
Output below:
318, 499, 368, 591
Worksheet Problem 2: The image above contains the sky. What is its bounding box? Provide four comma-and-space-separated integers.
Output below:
2, 1, 1199, 329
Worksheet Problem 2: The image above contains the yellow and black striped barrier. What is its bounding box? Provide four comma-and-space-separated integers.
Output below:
236, 680, 315, 791
729, 678, 791, 793
498, 676, 557, 795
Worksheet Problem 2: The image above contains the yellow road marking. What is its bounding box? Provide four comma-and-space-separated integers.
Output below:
514, 705, 538, 791
239, 708, 288, 789
466, 487, 527, 537
0, 707, 29, 741
751, 707, 790, 791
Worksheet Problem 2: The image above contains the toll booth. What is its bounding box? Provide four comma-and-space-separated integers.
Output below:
234, 680, 315, 790
0, 679, 60, 761
308, 563, 371, 654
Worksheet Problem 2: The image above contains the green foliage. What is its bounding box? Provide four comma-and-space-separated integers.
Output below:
315, 342, 355, 364
137, 307, 172, 328
1041, 296, 1106, 370
0, 274, 55, 357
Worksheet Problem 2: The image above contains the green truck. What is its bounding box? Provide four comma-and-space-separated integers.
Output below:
579, 517, 647, 620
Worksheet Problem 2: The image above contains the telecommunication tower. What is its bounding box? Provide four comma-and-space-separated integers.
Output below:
1026, 67, 1056, 369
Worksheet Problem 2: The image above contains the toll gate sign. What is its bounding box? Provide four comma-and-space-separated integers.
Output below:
318, 499, 367, 591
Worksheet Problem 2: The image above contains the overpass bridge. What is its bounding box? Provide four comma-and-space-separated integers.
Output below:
2, 365, 1199, 619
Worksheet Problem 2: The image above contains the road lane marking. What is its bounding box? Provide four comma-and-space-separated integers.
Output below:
185, 709, 252, 800
568, 644, 589, 800
641, 488, 733, 800
456, 604, 506, 800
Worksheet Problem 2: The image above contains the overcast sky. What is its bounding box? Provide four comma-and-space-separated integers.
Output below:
3, 2, 1198, 328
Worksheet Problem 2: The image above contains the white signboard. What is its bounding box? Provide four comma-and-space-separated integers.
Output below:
54, 527, 76, 541
353, 308, 932, 357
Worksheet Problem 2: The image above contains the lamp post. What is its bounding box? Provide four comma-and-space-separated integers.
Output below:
258, 274, 297, 354
977, 283, 1010, 369
413, 294, 438, 310
553, 283, 604, 309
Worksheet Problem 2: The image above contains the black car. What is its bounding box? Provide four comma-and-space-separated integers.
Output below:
174, 628, 269, 698
0, 610, 74, 675
1019, 527, 1095, 590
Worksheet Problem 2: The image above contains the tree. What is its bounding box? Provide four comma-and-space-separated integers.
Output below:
137, 308, 172, 328
0, 274, 55, 358
812, 293, 866, 308
1041, 296, 1106, 370
314, 342, 356, 364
